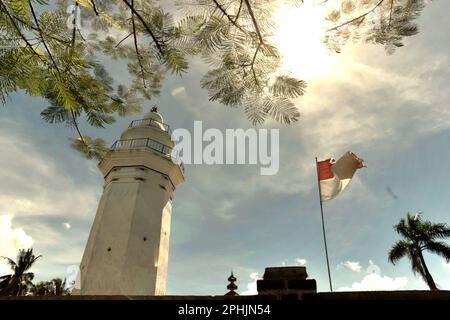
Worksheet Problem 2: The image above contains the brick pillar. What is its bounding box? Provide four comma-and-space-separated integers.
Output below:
257, 267, 317, 300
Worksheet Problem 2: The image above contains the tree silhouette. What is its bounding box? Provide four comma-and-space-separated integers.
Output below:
388, 213, 450, 290
0, 248, 42, 296
30, 278, 70, 296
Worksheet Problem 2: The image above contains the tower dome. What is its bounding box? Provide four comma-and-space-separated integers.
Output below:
143, 106, 164, 125
119, 106, 174, 149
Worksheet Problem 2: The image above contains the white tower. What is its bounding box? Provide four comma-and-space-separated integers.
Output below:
77, 107, 185, 295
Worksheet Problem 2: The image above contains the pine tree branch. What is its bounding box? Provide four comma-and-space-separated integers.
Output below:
130, 0, 147, 88
121, 0, 165, 57
30, 0, 86, 147
1, 7, 69, 45
235, 0, 264, 87
233, 0, 243, 23
1, 37, 39, 41
70, 2, 79, 49
63, 1, 80, 75
11, 13, 70, 45
327, 0, 386, 32
388, 0, 394, 31
71, 110, 87, 146
250, 42, 261, 86
77, 29, 86, 42
65, 75, 99, 147
29, 1, 60, 72
0, 0, 46, 63
243, 0, 264, 44
30, 2, 89, 149
211, 0, 245, 33
90, 0, 99, 16
114, 32, 133, 48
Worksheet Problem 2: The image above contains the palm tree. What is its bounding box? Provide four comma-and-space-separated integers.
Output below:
30, 278, 70, 296
30, 281, 51, 296
0, 248, 42, 296
388, 213, 450, 290
50, 278, 70, 296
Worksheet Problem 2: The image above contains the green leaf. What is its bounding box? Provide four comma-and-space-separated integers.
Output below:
85, 110, 116, 128
52, 80, 78, 111
69, 135, 108, 161
269, 75, 306, 99
263, 96, 300, 124
10, 0, 30, 24
40, 105, 70, 123
164, 48, 188, 74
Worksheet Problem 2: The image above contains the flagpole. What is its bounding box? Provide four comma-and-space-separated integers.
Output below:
315, 157, 333, 292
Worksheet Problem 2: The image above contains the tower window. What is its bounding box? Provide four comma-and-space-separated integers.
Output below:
143, 237, 147, 241
135, 177, 146, 181
107, 247, 111, 252
111, 178, 119, 181
159, 184, 167, 190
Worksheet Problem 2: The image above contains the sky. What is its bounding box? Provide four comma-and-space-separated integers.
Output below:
1, 1, 449, 295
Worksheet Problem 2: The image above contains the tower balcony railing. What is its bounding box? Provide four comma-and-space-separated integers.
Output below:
128, 118, 172, 134
110, 138, 185, 174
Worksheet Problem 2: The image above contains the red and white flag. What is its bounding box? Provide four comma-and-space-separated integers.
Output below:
317, 151, 364, 201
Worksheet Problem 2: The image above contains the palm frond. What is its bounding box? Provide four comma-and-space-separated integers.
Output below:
388, 240, 409, 265
425, 241, 450, 262
394, 213, 413, 240
0, 256, 18, 270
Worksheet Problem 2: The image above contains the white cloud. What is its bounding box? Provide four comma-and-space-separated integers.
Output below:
171, 86, 186, 97
0, 215, 34, 276
337, 273, 408, 291
212, 199, 237, 220
0, 133, 100, 219
339, 261, 362, 272
0, 132, 97, 280
240, 272, 260, 295
411, 278, 427, 290
297, 47, 450, 157
295, 258, 307, 266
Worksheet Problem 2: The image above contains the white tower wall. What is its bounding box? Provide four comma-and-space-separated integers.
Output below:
77, 109, 184, 295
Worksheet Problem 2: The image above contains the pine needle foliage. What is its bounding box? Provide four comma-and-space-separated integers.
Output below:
0, 0, 429, 159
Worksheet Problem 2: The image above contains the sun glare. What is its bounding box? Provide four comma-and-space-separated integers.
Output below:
273, 3, 338, 80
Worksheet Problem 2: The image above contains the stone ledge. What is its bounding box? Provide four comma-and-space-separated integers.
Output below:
257, 279, 317, 291
1, 291, 448, 300
303, 290, 450, 301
